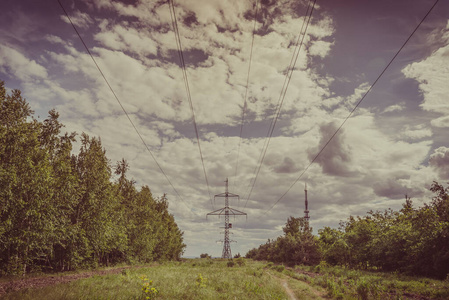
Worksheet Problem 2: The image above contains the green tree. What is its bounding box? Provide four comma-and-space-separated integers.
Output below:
69, 133, 124, 268
39, 109, 78, 271
246, 217, 320, 265
0, 82, 186, 274
318, 226, 348, 265
0, 82, 55, 275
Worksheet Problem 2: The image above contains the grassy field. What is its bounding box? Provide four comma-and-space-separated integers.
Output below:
292, 262, 449, 300
2, 259, 448, 299
1, 259, 321, 300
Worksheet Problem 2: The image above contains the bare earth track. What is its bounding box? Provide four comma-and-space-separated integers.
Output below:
0, 266, 140, 297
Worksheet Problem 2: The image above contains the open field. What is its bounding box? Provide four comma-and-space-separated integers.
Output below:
1, 259, 448, 299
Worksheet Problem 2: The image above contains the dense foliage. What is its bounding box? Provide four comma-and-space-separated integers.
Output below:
247, 184, 449, 280
319, 183, 449, 279
0, 82, 185, 275
246, 216, 321, 266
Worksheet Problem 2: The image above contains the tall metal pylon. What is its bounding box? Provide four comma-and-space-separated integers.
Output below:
304, 182, 310, 221
207, 178, 247, 259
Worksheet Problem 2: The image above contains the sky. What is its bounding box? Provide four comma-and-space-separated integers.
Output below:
1, 0, 448, 258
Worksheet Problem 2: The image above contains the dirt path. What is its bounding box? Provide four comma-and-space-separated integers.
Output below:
282, 280, 298, 300
267, 269, 327, 300
0, 266, 143, 297
267, 271, 297, 300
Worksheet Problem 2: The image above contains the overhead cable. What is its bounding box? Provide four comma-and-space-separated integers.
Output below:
168, 0, 214, 209
243, 0, 317, 208
266, 0, 441, 213
234, 0, 260, 195
57, 0, 198, 216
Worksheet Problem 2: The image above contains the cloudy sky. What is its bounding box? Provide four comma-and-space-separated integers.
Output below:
1, 0, 448, 257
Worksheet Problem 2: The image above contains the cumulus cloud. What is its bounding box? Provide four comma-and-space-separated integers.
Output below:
308, 121, 356, 177
383, 102, 405, 113
400, 124, 432, 140
402, 23, 449, 126
0, 45, 48, 80
431, 115, 449, 128
94, 22, 159, 57
429, 147, 449, 180
309, 40, 334, 58
272, 157, 300, 173
60, 10, 93, 29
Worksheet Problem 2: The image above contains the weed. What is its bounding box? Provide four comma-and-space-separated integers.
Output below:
244, 281, 262, 295
236, 257, 245, 266
356, 279, 370, 300
273, 265, 285, 272
227, 260, 235, 267
140, 276, 159, 300
195, 273, 207, 288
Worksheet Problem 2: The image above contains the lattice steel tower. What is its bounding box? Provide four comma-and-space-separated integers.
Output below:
207, 178, 247, 259
304, 182, 310, 221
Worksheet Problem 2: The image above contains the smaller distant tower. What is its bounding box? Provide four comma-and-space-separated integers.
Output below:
304, 183, 310, 221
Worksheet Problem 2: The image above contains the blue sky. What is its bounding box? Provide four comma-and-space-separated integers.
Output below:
1, 0, 448, 257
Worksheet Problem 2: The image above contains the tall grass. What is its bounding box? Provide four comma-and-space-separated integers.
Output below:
297, 262, 449, 299
2, 260, 288, 300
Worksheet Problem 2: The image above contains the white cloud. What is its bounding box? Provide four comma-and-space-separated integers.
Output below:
95, 22, 158, 57
0, 45, 48, 80
429, 146, 449, 180
400, 124, 432, 140
402, 25, 449, 125
45, 34, 66, 45
309, 40, 333, 58
431, 115, 449, 128
60, 10, 94, 29
383, 102, 405, 113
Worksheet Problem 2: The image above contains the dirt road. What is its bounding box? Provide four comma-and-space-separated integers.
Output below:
0, 266, 137, 297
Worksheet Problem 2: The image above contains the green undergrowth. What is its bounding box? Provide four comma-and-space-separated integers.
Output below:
2, 259, 288, 300
293, 262, 449, 300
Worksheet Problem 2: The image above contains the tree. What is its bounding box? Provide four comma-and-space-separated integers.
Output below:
318, 226, 348, 266
245, 217, 320, 265
0, 82, 55, 275
0, 82, 186, 274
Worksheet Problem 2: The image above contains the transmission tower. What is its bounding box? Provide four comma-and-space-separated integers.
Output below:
304, 182, 310, 221
207, 178, 247, 259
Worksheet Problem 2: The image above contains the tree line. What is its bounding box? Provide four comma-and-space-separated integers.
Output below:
0, 81, 185, 276
246, 183, 449, 279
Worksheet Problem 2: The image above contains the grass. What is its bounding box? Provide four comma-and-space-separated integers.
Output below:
2, 260, 289, 300
3, 259, 448, 299
296, 262, 449, 300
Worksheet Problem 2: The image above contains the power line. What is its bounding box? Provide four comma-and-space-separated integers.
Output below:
243, 0, 317, 208
57, 0, 198, 216
265, 0, 441, 213
168, 0, 214, 209
233, 0, 260, 195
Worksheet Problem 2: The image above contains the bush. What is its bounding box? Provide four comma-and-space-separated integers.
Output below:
273, 265, 285, 272
236, 257, 245, 266
356, 279, 370, 300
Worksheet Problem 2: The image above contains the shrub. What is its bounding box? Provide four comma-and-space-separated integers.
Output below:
356, 279, 370, 300
140, 276, 159, 300
195, 273, 207, 288
236, 257, 245, 266
273, 265, 285, 272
